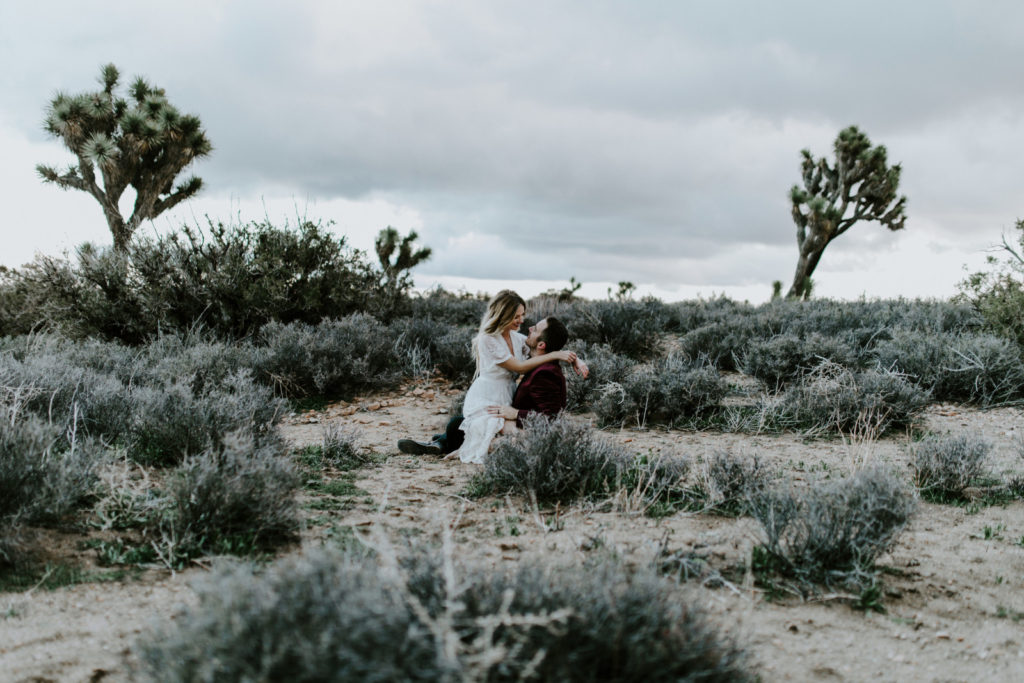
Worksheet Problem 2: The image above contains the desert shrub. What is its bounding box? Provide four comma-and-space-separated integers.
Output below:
677, 318, 761, 371
557, 299, 670, 360
1, 219, 388, 343
766, 361, 929, 435
593, 356, 727, 428
872, 329, 1024, 405
749, 466, 916, 590
0, 409, 100, 566
475, 414, 628, 504
405, 287, 488, 326
957, 219, 1024, 351
155, 430, 300, 560
391, 316, 475, 382
565, 342, 636, 413
254, 316, 401, 399
0, 351, 132, 437
134, 546, 753, 682
615, 453, 694, 515
127, 371, 284, 466
130, 333, 254, 395
739, 332, 861, 391
697, 451, 773, 515
910, 432, 991, 501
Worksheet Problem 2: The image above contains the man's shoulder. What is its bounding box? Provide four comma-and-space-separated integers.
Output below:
525, 361, 564, 380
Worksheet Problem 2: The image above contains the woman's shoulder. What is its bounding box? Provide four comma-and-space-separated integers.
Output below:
510, 330, 527, 344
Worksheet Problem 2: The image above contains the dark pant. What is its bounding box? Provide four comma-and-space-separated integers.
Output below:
432, 416, 464, 454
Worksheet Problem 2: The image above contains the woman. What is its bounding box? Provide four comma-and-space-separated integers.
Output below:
451, 290, 576, 464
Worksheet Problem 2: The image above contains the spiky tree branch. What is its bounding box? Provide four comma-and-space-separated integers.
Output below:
36, 64, 212, 252
375, 227, 432, 289
786, 126, 907, 299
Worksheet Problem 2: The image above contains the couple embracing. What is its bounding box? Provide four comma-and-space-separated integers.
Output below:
398, 290, 589, 463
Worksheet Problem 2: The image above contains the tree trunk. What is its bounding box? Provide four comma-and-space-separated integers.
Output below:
786, 242, 827, 299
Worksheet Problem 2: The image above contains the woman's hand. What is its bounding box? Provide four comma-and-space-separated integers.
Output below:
487, 405, 519, 420
573, 359, 590, 378
552, 349, 577, 364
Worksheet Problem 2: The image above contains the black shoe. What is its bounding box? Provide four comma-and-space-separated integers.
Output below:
397, 439, 443, 455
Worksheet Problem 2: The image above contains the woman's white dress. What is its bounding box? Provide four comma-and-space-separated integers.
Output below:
458, 331, 528, 464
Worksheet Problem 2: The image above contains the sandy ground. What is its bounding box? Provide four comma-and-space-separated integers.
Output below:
3, 376, 1024, 682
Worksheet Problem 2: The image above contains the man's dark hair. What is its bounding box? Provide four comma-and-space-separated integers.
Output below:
539, 316, 569, 352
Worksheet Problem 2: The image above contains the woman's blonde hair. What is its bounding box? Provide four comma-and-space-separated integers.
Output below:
472, 290, 526, 377
479, 289, 526, 336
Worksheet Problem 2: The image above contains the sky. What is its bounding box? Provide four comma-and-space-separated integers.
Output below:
2, 1, 1023, 303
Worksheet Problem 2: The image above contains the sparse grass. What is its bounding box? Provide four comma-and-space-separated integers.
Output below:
696, 450, 773, 516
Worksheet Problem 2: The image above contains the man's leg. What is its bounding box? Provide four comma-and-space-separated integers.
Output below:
398, 416, 463, 455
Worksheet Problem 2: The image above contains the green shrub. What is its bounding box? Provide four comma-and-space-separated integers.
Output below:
134, 546, 754, 682
0, 219, 388, 343
749, 466, 916, 590
390, 316, 475, 382
957, 219, 1024, 351
911, 432, 991, 500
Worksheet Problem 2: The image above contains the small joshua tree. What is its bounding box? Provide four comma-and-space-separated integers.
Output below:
787, 126, 907, 299
37, 64, 212, 252
375, 226, 432, 292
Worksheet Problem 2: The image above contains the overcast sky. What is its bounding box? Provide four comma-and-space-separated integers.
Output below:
2, 1, 1023, 302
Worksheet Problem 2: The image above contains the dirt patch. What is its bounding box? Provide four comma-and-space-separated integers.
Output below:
3, 378, 1024, 681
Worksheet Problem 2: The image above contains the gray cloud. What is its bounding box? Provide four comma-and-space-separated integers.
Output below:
3, 1, 1023, 296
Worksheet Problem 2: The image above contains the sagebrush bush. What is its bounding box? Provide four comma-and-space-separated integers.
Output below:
134, 545, 754, 682
475, 414, 627, 504
554, 298, 669, 360
698, 451, 773, 515
565, 342, 636, 413
391, 316, 475, 382
749, 466, 916, 589
911, 432, 991, 500
872, 329, 1024, 405
127, 371, 284, 466
593, 355, 726, 428
254, 315, 401, 399
156, 430, 300, 559
739, 332, 861, 391
677, 319, 758, 371
766, 361, 929, 435
957, 219, 1024, 351
0, 408, 100, 567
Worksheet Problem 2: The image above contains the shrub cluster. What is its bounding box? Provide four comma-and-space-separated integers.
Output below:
765, 361, 929, 435
0, 408, 100, 567
739, 332, 860, 391
592, 356, 727, 428
134, 545, 754, 682
156, 430, 300, 560
749, 466, 916, 590
0, 220, 388, 342
910, 432, 991, 500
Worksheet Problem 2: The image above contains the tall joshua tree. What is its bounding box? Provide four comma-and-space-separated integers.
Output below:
375, 227, 432, 291
37, 63, 212, 252
787, 125, 907, 299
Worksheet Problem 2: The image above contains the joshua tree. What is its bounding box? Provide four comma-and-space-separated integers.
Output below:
37, 63, 212, 252
787, 125, 907, 299
375, 226, 432, 291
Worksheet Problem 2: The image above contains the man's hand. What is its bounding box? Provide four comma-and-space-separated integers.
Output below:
486, 404, 519, 420
572, 359, 590, 378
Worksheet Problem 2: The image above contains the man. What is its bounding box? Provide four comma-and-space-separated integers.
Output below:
397, 316, 587, 455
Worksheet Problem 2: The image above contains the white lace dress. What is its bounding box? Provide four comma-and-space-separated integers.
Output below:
458, 331, 528, 464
